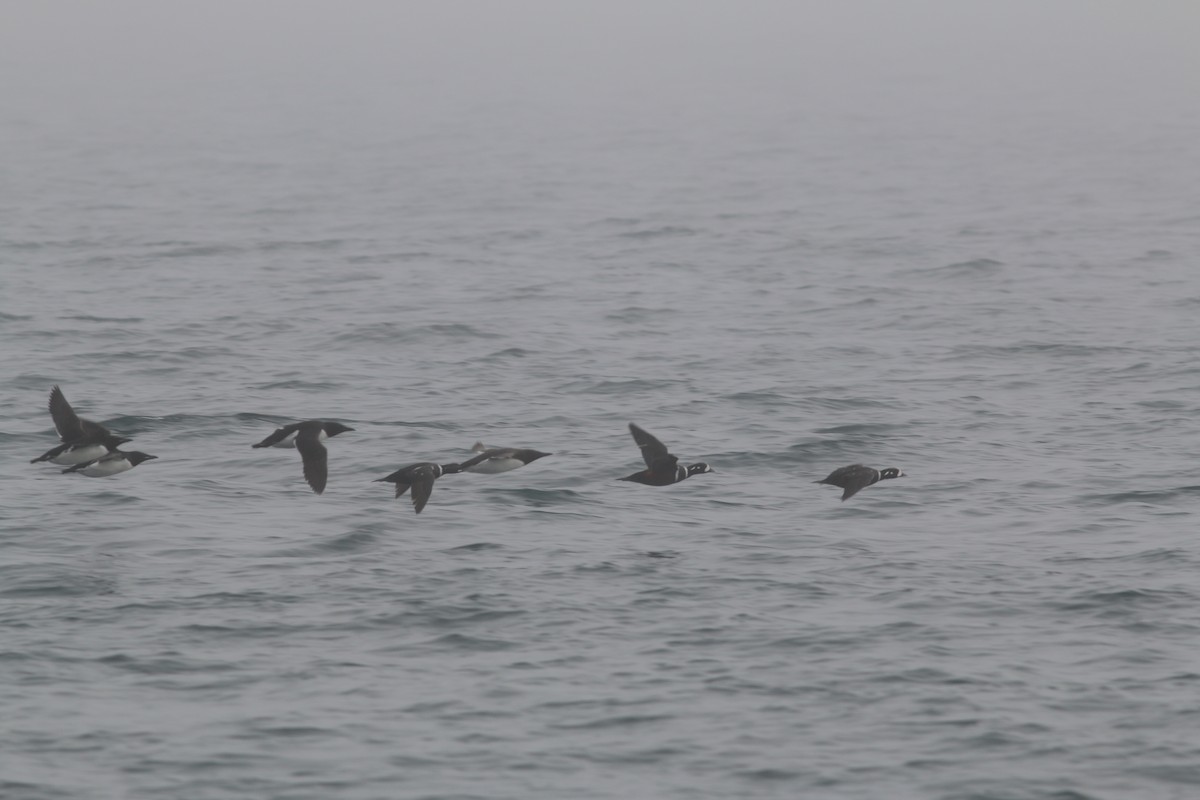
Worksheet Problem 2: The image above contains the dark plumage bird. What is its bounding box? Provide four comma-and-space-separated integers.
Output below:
62, 450, 157, 477
251, 420, 354, 494
31, 385, 131, 465
459, 443, 551, 474
618, 423, 713, 486
374, 462, 462, 514
815, 464, 904, 501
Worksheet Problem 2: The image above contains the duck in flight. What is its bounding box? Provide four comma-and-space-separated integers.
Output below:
252, 420, 354, 494
618, 423, 713, 486
815, 464, 904, 501
375, 462, 462, 514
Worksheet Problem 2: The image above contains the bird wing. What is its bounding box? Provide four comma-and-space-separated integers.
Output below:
628, 423, 677, 472
295, 427, 329, 494
31, 443, 70, 464
60, 450, 117, 474
252, 422, 300, 448
409, 467, 435, 513
818, 464, 860, 483
829, 465, 876, 501
48, 385, 94, 441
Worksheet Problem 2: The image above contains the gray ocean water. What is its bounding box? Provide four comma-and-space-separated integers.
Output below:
3, 6, 1200, 799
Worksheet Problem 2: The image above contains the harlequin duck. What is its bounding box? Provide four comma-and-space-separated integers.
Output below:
618, 423, 713, 486
816, 464, 904, 501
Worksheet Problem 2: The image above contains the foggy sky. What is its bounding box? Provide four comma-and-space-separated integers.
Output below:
3, 0, 1197, 127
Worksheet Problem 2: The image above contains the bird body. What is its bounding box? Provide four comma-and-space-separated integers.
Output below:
619, 423, 712, 486
35, 440, 129, 466
459, 446, 551, 474
62, 450, 157, 477
375, 462, 462, 514
252, 420, 354, 494
816, 464, 904, 501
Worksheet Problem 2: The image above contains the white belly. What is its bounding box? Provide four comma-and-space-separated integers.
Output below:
79, 458, 133, 477
465, 457, 523, 474
52, 444, 108, 465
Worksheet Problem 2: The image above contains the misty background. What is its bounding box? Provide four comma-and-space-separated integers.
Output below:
3, 3, 1199, 799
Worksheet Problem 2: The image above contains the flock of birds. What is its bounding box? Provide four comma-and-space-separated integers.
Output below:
30, 386, 906, 512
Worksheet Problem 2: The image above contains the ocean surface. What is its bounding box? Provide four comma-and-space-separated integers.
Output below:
3, 8, 1200, 798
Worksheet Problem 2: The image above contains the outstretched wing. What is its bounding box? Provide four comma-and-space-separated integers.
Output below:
49, 386, 117, 442
60, 450, 117, 474
49, 386, 87, 441
295, 427, 329, 494
31, 442, 70, 464
629, 423, 677, 473
252, 423, 300, 448
409, 467, 436, 514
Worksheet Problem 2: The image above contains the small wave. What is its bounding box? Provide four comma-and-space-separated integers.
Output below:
96, 653, 232, 675
0, 568, 117, 598
330, 322, 497, 344
258, 239, 347, 252
95, 414, 202, 437
1136, 249, 1174, 261
346, 250, 434, 264
467, 347, 530, 364
448, 542, 504, 552
588, 216, 642, 227
1047, 548, 1190, 565
813, 422, 902, 435
78, 491, 143, 505
59, 314, 145, 323
480, 487, 585, 508
1079, 486, 1200, 506
723, 390, 793, 404
0, 311, 33, 322
948, 341, 1137, 360
242, 723, 337, 739
605, 306, 678, 323
423, 633, 518, 651
1137, 399, 1188, 410
618, 226, 697, 239
735, 768, 803, 782
96, 346, 236, 364
557, 377, 684, 395
1051, 587, 1192, 614
875, 666, 978, 685
316, 527, 383, 554
254, 379, 345, 391
1129, 763, 1200, 786
798, 396, 893, 410
914, 257, 1004, 277
552, 713, 675, 730
154, 243, 242, 258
